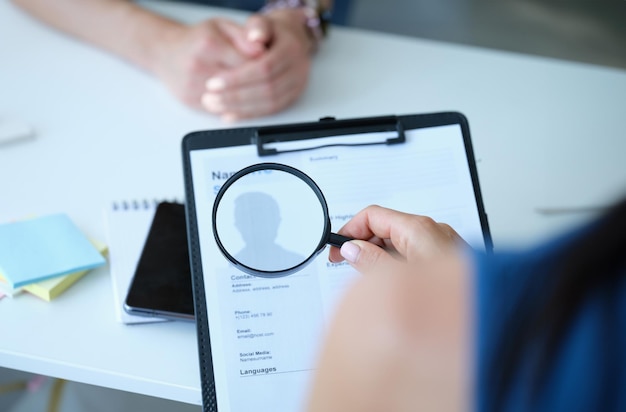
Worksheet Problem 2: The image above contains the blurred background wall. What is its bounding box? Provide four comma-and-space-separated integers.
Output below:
347, 0, 626, 70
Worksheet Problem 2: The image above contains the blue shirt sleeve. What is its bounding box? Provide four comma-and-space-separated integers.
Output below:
185, 0, 352, 25
474, 231, 626, 412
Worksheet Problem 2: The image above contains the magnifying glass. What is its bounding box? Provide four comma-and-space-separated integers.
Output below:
212, 163, 352, 278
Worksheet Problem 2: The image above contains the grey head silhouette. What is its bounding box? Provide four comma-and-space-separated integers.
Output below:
233, 192, 304, 272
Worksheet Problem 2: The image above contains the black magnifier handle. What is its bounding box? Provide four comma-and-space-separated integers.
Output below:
328, 233, 353, 248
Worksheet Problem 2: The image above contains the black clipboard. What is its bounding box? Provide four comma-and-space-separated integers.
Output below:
182, 112, 491, 412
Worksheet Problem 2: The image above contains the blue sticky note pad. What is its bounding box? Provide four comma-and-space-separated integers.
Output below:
0, 214, 106, 288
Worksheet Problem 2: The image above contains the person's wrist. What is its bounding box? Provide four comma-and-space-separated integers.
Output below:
261, 0, 327, 53
263, 8, 316, 53
123, 4, 186, 76
146, 20, 186, 76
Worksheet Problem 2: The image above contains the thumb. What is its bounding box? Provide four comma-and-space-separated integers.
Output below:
340, 240, 400, 276
216, 19, 264, 61
246, 14, 273, 46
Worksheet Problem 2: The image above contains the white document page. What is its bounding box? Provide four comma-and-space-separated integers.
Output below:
189, 124, 486, 412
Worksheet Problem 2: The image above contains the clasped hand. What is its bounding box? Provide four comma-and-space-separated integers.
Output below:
154, 9, 312, 121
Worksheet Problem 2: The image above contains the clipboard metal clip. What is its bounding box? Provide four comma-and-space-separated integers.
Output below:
256, 116, 406, 156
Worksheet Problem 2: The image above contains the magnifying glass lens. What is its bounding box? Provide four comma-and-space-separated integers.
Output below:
214, 168, 327, 274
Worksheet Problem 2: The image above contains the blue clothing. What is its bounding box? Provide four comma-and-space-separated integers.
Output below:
475, 227, 626, 411
184, 0, 351, 25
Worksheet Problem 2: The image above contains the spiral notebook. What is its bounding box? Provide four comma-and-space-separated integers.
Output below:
104, 199, 186, 324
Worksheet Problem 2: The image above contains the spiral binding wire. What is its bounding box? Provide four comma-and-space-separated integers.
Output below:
111, 198, 183, 211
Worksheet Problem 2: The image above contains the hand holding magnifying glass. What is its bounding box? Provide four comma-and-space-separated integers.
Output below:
212, 163, 352, 278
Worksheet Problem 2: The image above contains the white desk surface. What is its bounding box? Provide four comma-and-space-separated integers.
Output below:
1, 0, 625, 405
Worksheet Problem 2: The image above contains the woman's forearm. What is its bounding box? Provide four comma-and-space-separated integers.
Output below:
11, 0, 183, 72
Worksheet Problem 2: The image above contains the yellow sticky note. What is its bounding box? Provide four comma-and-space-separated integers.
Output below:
22, 241, 108, 301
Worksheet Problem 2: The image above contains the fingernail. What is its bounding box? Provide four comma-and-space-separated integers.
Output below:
201, 94, 224, 111
221, 113, 238, 123
340, 242, 361, 263
206, 77, 225, 91
248, 29, 263, 42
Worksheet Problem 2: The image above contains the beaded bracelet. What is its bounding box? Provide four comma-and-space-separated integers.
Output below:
261, 0, 328, 52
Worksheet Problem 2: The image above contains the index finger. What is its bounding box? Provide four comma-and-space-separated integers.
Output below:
206, 52, 289, 92
329, 205, 412, 262
333, 205, 464, 263
337, 205, 416, 245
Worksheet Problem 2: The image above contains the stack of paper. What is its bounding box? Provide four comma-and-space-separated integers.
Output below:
0, 274, 21, 297
0, 214, 106, 300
